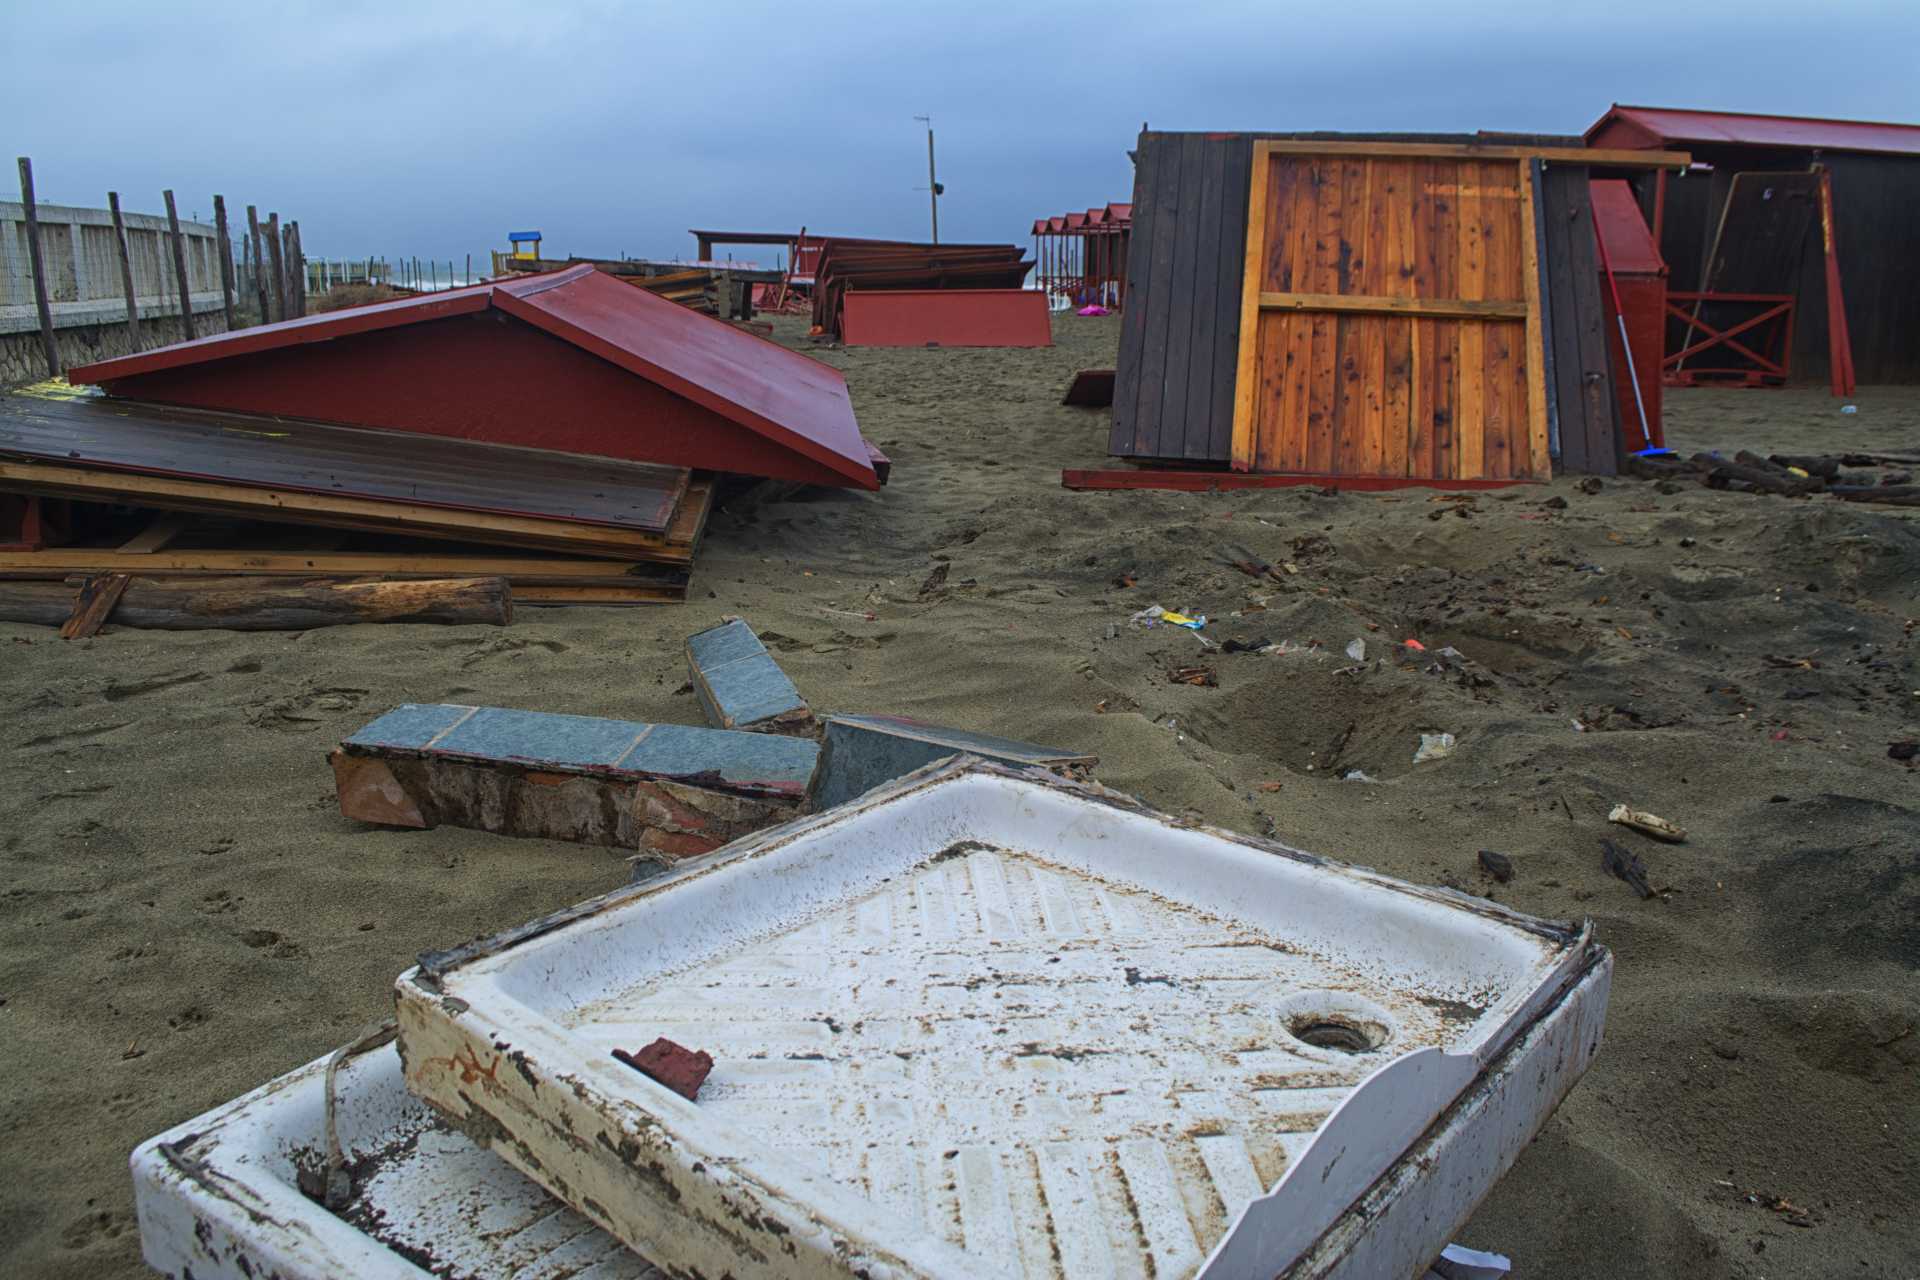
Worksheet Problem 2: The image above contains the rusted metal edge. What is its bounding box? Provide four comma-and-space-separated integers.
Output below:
411, 755, 1585, 984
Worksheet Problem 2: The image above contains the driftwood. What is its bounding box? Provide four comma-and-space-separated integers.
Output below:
1830, 485, 1920, 507
59, 572, 131, 639
1766, 453, 1843, 480
1692, 453, 1821, 497
0, 575, 511, 631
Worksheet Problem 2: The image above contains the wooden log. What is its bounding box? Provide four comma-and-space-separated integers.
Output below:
1830, 485, 1920, 506
246, 205, 269, 321
107, 191, 143, 348
0, 575, 511, 631
265, 213, 286, 322
213, 195, 238, 330
1766, 453, 1842, 481
1691, 453, 1819, 497
162, 190, 196, 341
15, 157, 61, 377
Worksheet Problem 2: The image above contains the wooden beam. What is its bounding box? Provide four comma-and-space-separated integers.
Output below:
0, 458, 705, 563
265, 212, 286, 322
6, 574, 511, 631
162, 190, 195, 341
1257, 291, 1527, 320
107, 192, 143, 348
1253, 140, 1690, 168
15, 157, 61, 377
1516, 159, 1552, 480
1228, 148, 1270, 471
246, 205, 269, 322
59, 573, 131, 638
1061, 467, 1535, 492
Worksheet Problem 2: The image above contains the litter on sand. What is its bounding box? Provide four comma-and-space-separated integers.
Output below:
1414, 731, 1458, 763
1608, 803, 1687, 843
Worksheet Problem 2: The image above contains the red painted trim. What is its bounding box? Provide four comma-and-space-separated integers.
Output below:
841, 289, 1052, 348
1060, 469, 1535, 492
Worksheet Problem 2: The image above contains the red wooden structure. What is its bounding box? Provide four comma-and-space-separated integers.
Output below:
841, 290, 1051, 348
1589, 179, 1666, 446
1583, 105, 1907, 394
1031, 203, 1131, 308
67, 266, 881, 490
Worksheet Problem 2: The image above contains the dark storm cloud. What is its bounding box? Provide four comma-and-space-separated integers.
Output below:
7, 0, 1915, 266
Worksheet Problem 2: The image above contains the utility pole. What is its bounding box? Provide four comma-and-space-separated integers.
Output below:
915, 114, 942, 244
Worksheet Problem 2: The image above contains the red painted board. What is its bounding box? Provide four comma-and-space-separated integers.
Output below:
1061, 469, 1533, 492
1588, 181, 1664, 276
1587, 104, 1920, 158
1607, 275, 1666, 450
67, 266, 880, 491
841, 289, 1052, 348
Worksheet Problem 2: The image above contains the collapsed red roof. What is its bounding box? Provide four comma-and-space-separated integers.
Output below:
1586, 104, 1920, 158
68, 265, 880, 490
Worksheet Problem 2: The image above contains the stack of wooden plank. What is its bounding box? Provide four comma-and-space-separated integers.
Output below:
0, 385, 710, 606
809, 240, 1031, 338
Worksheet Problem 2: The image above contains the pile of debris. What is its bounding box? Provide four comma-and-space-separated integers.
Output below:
0, 266, 886, 631
495, 253, 777, 322
809, 238, 1031, 338
1629, 448, 1920, 505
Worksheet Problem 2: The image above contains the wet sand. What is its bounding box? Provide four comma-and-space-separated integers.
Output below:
2, 313, 1916, 1277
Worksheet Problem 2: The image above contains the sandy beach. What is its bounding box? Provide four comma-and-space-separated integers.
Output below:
2, 311, 1916, 1278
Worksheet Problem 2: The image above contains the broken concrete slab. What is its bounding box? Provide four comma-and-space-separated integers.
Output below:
684, 618, 812, 734
331, 704, 818, 860
806, 712, 1095, 811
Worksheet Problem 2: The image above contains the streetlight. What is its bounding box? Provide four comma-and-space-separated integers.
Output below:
914, 114, 943, 244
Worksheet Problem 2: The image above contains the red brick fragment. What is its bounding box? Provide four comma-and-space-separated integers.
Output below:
613, 1037, 714, 1101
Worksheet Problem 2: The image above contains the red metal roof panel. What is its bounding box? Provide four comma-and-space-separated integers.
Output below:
1587, 104, 1920, 157
1588, 180, 1665, 276
497, 268, 875, 489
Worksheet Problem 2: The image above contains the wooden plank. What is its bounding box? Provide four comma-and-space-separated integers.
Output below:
1383, 317, 1413, 478
0, 546, 685, 579
0, 459, 706, 563
265, 212, 286, 323
1304, 164, 1343, 475
162, 190, 196, 341
1538, 164, 1582, 472
1257, 293, 1528, 319
117, 512, 190, 553
1408, 160, 1439, 477
1517, 162, 1549, 479
1357, 160, 1388, 475
1251, 154, 1299, 472
1206, 137, 1256, 464
1410, 317, 1434, 478
1332, 159, 1370, 478
60, 573, 131, 638
1229, 142, 1271, 470
1434, 320, 1461, 479
107, 192, 143, 348
1255, 140, 1690, 167
1558, 172, 1620, 473
1180, 135, 1226, 461
1269, 159, 1320, 472
1479, 163, 1517, 479
246, 205, 269, 322
1131, 137, 1185, 457
16, 158, 61, 377
1060, 468, 1535, 492
1455, 161, 1488, 479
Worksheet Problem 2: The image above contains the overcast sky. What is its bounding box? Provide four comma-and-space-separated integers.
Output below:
9, 0, 1916, 269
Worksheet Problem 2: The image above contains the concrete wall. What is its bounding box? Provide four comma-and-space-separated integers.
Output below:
1, 200, 235, 386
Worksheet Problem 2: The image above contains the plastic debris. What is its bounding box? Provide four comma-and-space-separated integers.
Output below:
1414, 732, 1457, 763
1161, 609, 1206, 629
1403, 637, 1427, 652
1345, 638, 1367, 661
1840, 404, 1858, 414
1076, 304, 1110, 317
1430, 1242, 1513, 1279
1342, 769, 1378, 783
1608, 804, 1686, 843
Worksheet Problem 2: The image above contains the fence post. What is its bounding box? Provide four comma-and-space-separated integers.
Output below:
107, 191, 142, 349
288, 220, 307, 317
213, 194, 237, 330
162, 189, 196, 341
15, 157, 61, 377
246, 205, 268, 322
265, 212, 286, 322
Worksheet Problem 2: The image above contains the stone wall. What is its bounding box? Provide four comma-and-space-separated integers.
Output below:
1, 310, 232, 388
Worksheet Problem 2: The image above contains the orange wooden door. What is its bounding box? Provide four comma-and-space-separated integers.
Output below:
1230, 144, 1549, 481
